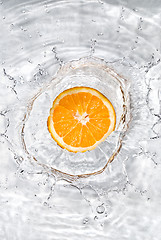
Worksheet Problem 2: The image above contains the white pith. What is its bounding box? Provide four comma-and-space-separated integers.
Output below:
74, 111, 89, 125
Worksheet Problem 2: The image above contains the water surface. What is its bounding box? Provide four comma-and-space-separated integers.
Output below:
0, 0, 161, 239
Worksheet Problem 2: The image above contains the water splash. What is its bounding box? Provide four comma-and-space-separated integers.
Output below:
19, 57, 130, 178
0, 0, 161, 238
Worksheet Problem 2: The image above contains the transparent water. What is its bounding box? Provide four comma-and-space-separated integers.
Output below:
0, 0, 161, 239
22, 57, 130, 176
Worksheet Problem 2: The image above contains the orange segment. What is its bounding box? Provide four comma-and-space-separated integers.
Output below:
80, 125, 96, 147
86, 122, 105, 141
71, 93, 83, 115
54, 119, 78, 137
87, 95, 103, 114
52, 105, 74, 122
63, 123, 82, 147
59, 95, 77, 113
89, 118, 110, 133
78, 92, 92, 112
47, 87, 116, 152
89, 105, 109, 118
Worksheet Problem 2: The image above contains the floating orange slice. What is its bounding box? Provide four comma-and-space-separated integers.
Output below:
47, 87, 116, 152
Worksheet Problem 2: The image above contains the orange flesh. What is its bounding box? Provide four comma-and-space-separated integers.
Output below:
53, 93, 110, 146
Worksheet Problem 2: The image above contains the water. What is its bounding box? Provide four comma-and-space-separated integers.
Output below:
21, 57, 130, 176
0, 0, 161, 239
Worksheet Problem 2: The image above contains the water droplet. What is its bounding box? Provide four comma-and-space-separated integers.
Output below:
120, 15, 124, 20
20, 26, 27, 31
94, 216, 98, 220
9, 75, 14, 80
27, 59, 32, 63
39, 69, 43, 75
97, 32, 103, 36
96, 204, 105, 214
10, 24, 14, 30
105, 212, 108, 217
83, 218, 89, 224
19, 76, 24, 79
52, 47, 56, 53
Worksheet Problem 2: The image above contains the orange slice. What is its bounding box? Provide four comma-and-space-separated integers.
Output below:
47, 87, 116, 152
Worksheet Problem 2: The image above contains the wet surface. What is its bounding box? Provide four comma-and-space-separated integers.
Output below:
0, 0, 161, 239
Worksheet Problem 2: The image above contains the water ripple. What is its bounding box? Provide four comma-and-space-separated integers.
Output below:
0, 0, 161, 239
